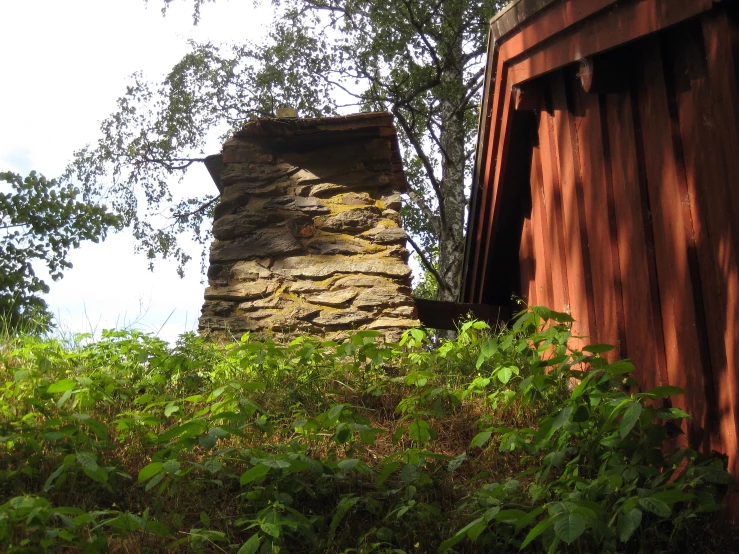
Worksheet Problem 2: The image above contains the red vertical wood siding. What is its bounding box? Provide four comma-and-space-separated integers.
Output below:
465, 1, 739, 506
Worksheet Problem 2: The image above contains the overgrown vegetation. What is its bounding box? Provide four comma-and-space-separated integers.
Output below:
0, 307, 735, 553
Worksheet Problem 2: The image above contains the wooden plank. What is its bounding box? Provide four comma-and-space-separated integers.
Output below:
464, 28, 498, 301
570, 85, 623, 358
414, 299, 510, 330
635, 37, 714, 451
529, 141, 554, 308
478, 69, 517, 302
549, 71, 597, 342
604, 84, 668, 391
508, 0, 713, 86
519, 216, 537, 305
665, 11, 739, 475
537, 102, 570, 315
470, 52, 509, 301
499, 0, 617, 60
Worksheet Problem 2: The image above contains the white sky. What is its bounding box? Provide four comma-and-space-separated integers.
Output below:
0, 0, 273, 342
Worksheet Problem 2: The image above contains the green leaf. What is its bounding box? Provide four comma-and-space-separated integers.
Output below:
76, 452, 98, 473
470, 431, 492, 448
408, 419, 432, 445
645, 385, 685, 398
164, 402, 179, 417
551, 405, 573, 430
47, 379, 76, 393
447, 452, 466, 473
657, 407, 692, 420
521, 517, 554, 549
466, 518, 488, 541
607, 360, 635, 374
144, 520, 171, 537
617, 508, 642, 542
583, 344, 615, 354
571, 370, 600, 400
237, 534, 261, 554
260, 522, 280, 538
375, 461, 400, 487
438, 531, 465, 552
497, 366, 515, 384
494, 509, 527, 524
240, 464, 270, 485
553, 513, 586, 544
327, 404, 345, 421
138, 462, 164, 483
620, 402, 643, 438
638, 497, 671, 518
337, 458, 359, 471
650, 490, 694, 505
328, 495, 360, 546
162, 460, 180, 474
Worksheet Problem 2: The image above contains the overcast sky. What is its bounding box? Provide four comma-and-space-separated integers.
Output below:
0, 0, 273, 342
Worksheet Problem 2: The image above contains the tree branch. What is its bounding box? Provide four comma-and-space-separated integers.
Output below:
138, 155, 206, 171
406, 234, 450, 294
405, 189, 441, 236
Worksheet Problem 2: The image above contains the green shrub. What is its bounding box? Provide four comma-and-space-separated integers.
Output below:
0, 308, 734, 553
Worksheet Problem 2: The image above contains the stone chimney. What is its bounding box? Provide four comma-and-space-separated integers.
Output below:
199, 112, 420, 342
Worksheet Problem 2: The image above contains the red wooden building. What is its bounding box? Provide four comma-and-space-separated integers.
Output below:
462, 0, 739, 506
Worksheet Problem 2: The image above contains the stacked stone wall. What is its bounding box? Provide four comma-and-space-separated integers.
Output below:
199, 114, 420, 342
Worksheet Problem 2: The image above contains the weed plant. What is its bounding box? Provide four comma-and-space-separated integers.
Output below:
0, 307, 734, 553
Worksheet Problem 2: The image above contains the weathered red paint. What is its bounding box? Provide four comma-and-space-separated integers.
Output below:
464, 0, 739, 516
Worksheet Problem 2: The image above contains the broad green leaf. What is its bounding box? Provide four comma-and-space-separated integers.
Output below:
438, 531, 465, 552
144, 520, 171, 537
494, 509, 527, 524
144, 472, 165, 492
619, 402, 643, 438
76, 452, 98, 473
337, 458, 359, 471
47, 379, 76, 394
583, 344, 615, 354
553, 513, 586, 544
164, 402, 179, 417
650, 490, 694, 505
260, 522, 280, 538
138, 462, 164, 482
571, 370, 599, 400
327, 404, 345, 421
408, 419, 432, 445
616, 508, 642, 542
551, 405, 573, 430
645, 385, 685, 398
657, 407, 692, 420
162, 460, 181, 474
448, 452, 466, 473
638, 497, 671, 518
607, 360, 635, 374
466, 518, 488, 541
237, 534, 261, 554
497, 366, 515, 384
521, 517, 554, 549
328, 495, 360, 546
44, 463, 68, 492
470, 431, 491, 448
240, 464, 270, 485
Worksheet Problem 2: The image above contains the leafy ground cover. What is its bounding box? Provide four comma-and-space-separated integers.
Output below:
0, 307, 736, 553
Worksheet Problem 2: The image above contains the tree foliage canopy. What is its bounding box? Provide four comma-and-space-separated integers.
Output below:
70, 0, 504, 299
0, 171, 121, 331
